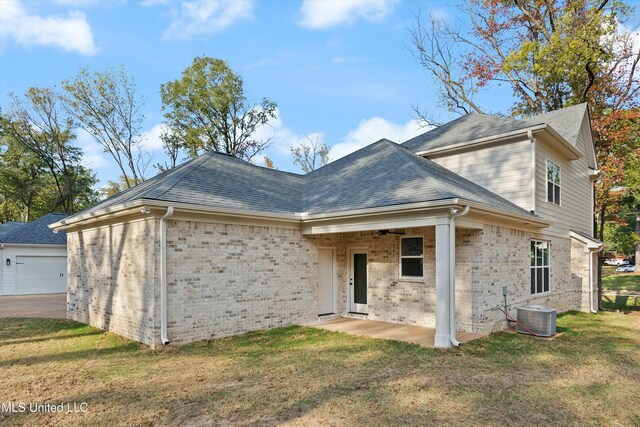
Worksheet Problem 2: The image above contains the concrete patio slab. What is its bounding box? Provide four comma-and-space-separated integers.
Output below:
310, 317, 485, 348
0, 293, 66, 319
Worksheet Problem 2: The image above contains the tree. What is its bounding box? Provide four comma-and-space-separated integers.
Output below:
101, 175, 137, 199
291, 135, 330, 173
160, 56, 277, 161
0, 131, 48, 221
155, 126, 185, 173
63, 64, 149, 188
410, 0, 638, 117
410, 0, 640, 309
2, 89, 98, 216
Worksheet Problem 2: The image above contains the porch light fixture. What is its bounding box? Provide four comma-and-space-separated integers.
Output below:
140, 207, 151, 215
378, 229, 405, 236
5, 259, 10, 267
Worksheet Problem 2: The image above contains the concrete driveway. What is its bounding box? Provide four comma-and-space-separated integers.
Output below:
0, 293, 66, 318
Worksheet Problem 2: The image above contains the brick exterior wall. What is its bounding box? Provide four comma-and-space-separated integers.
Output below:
65, 217, 596, 345
165, 220, 317, 344
66, 218, 159, 345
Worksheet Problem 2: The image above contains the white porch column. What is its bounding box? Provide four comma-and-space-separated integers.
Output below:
434, 222, 451, 348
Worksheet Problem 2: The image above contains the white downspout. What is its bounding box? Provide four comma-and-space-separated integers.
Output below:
160, 206, 174, 345
449, 205, 470, 347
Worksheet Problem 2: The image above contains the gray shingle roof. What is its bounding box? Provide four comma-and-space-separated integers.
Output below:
402, 114, 532, 153
305, 139, 532, 215
0, 213, 67, 245
65, 140, 534, 222
79, 152, 304, 217
402, 103, 588, 153
523, 103, 587, 147
0, 221, 26, 239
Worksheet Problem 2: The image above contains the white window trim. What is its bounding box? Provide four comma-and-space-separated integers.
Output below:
545, 159, 561, 206
399, 235, 424, 280
531, 239, 552, 295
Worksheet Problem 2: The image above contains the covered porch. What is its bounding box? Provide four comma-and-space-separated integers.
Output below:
310, 317, 486, 348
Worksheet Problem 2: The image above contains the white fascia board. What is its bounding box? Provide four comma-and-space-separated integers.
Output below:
302, 216, 450, 235
0, 243, 66, 248
49, 199, 303, 230
569, 231, 603, 250
301, 200, 461, 222
415, 125, 547, 157
416, 124, 582, 161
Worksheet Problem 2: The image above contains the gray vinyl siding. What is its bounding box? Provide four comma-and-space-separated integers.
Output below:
429, 139, 533, 211
535, 125, 592, 236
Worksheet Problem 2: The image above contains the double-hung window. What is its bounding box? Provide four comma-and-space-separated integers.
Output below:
400, 237, 423, 278
547, 160, 561, 205
531, 240, 550, 294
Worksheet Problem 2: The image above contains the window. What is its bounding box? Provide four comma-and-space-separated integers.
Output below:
400, 237, 423, 278
547, 160, 561, 204
531, 240, 550, 294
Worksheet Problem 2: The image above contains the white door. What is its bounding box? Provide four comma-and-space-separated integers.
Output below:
318, 249, 335, 315
349, 251, 368, 314
15, 256, 67, 295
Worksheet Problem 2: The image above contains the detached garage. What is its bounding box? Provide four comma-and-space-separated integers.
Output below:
0, 213, 67, 295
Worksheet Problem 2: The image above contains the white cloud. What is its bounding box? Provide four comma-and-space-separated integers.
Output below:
140, 123, 169, 152
253, 109, 323, 157
163, 0, 253, 40
329, 117, 426, 161
141, 0, 173, 6
299, 0, 398, 30
0, 0, 98, 55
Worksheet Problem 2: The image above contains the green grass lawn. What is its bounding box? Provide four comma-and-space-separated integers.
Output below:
1, 313, 639, 426
602, 271, 640, 311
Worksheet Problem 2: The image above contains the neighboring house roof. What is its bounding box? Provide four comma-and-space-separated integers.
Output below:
402, 103, 589, 154
61, 139, 534, 223
0, 213, 67, 245
0, 221, 27, 239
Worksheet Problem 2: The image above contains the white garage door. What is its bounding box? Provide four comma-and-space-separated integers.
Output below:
15, 256, 67, 295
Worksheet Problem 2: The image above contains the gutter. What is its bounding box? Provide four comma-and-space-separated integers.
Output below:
416, 124, 581, 161
449, 205, 470, 347
160, 206, 174, 345
588, 245, 603, 314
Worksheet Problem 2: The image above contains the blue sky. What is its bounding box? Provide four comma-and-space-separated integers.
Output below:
2, 0, 634, 187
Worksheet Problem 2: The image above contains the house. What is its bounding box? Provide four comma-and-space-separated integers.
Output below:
50, 104, 602, 348
1, 213, 68, 295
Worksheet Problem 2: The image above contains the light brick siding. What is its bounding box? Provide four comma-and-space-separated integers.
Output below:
65, 217, 595, 345
165, 220, 317, 344
309, 225, 593, 335
67, 218, 159, 345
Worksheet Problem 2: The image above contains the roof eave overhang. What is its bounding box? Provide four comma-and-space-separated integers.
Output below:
569, 231, 603, 251
0, 243, 66, 248
415, 124, 582, 161
49, 199, 304, 231
49, 197, 550, 233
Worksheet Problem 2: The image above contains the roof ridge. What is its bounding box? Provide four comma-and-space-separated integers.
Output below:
150, 152, 214, 201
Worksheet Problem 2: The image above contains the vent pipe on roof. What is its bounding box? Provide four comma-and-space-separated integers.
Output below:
160, 206, 174, 345
449, 205, 469, 347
